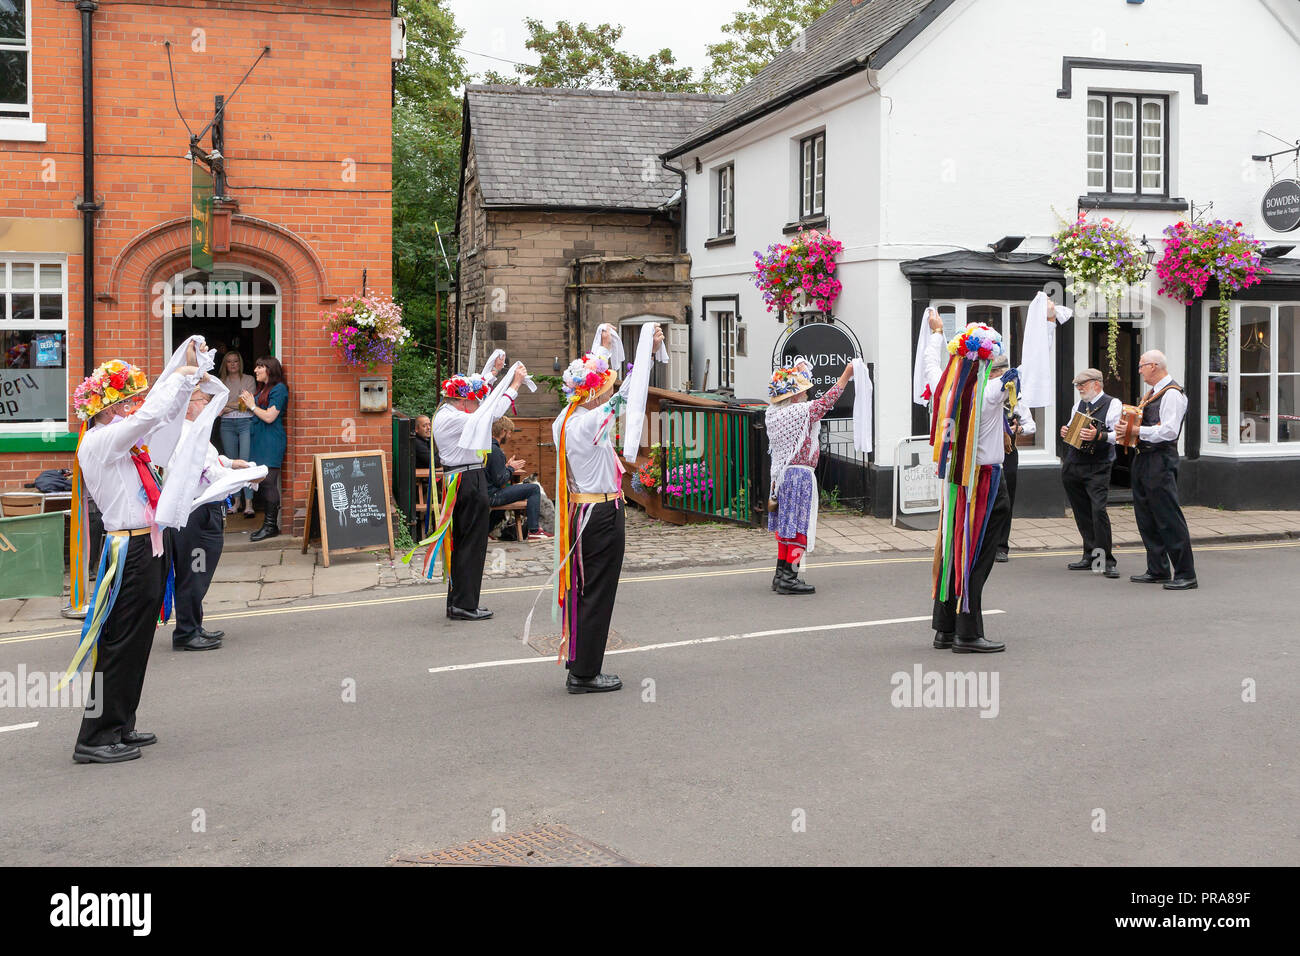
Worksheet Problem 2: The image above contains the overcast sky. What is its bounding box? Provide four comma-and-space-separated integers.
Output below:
446, 0, 744, 83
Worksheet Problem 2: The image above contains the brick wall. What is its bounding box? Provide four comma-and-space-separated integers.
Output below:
2, 0, 394, 533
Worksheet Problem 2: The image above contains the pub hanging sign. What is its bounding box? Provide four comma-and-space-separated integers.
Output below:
1261, 178, 1300, 233
191, 161, 215, 270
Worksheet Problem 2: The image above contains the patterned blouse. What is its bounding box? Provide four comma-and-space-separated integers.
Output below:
787, 383, 843, 469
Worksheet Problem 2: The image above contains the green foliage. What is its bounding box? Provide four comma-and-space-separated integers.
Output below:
819, 486, 845, 513
391, 506, 417, 553
704, 0, 836, 92
483, 18, 706, 92
392, 348, 443, 419
529, 374, 566, 397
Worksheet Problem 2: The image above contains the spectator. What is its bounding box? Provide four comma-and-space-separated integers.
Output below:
486, 417, 549, 541
241, 356, 288, 542
218, 350, 257, 517
413, 414, 432, 470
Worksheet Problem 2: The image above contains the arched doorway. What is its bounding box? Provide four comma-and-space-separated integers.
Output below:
160, 265, 282, 372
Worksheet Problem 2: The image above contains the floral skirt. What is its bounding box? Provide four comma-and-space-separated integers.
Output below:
768, 467, 814, 539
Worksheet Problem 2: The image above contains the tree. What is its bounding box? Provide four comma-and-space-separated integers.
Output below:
392, 1, 467, 411
704, 0, 836, 92
482, 18, 704, 92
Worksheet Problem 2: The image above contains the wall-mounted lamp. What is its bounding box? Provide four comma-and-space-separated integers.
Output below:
553, 356, 562, 372
1140, 235, 1157, 279
988, 235, 1025, 256
1262, 245, 1296, 258
694, 157, 702, 174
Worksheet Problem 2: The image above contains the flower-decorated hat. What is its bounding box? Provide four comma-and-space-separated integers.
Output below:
73, 360, 149, 421
767, 363, 815, 404
440, 373, 491, 401
562, 352, 616, 404
946, 322, 1005, 362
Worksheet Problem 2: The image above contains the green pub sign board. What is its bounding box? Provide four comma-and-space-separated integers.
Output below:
191, 161, 215, 271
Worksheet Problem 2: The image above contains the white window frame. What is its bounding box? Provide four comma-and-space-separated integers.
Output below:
929, 298, 1058, 462
1086, 92, 1169, 198
799, 131, 825, 218
717, 163, 734, 236
1086, 96, 1106, 191
0, 1, 44, 142
1110, 95, 1138, 194
1, 255, 69, 433
160, 265, 283, 363
1200, 300, 1300, 457
1140, 98, 1165, 194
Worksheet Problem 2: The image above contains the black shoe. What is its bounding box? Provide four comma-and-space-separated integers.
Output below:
73, 742, 142, 764
566, 673, 623, 694
121, 730, 156, 747
994, 549, 1009, 563
775, 562, 815, 595
1067, 559, 1093, 571
932, 631, 954, 649
952, 635, 1006, 653
173, 634, 222, 651
446, 606, 493, 621
199, 627, 225, 640
1163, 577, 1198, 591
1103, 565, 1120, 579
772, 558, 786, 592
250, 504, 280, 542
1130, 572, 1166, 584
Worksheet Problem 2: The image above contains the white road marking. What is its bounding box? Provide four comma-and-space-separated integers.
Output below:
0, 721, 39, 734
426, 611, 1004, 674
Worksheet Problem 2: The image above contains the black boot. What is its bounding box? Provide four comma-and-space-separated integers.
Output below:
776, 560, 815, 595
772, 558, 787, 592
250, 504, 280, 542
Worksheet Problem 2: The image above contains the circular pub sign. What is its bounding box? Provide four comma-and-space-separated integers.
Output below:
779, 321, 858, 420
1262, 179, 1300, 233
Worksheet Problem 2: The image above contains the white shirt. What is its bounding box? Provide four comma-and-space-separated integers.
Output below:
923, 331, 1011, 466
1008, 396, 1036, 437
432, 387, 517, 466
77, 369, 199, 532
552, 394, 624, 494
1139, 374, 1188, 444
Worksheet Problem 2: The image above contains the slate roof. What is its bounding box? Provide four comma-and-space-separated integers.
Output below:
464, 85, 728, 211
665, 0, 950, 159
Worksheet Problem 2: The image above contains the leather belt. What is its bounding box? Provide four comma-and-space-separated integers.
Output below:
570, 490, 623, 504
444, 462, 484, 475
107, 528, 152, 537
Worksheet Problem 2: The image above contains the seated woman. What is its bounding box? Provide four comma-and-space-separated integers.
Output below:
486, 417, 549, 541
241, 356, 288, 542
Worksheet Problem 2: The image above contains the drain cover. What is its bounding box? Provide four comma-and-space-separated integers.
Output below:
391, 825, 638, 867
526, 628, 636, 658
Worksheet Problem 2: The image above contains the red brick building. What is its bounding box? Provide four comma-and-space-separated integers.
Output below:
1, 0, 398, 533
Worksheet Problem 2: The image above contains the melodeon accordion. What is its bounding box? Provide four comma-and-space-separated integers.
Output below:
1063, 410, 1106, 450
1118, 405, 1142, 448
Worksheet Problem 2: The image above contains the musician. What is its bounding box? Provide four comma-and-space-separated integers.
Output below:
1115, 350, 1196, 590
1059, 369, 1121, 577
991, 352, 1035, 563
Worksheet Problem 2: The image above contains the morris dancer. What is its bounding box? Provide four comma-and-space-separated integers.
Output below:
551, 324, 665, 693
63, 340, 210, 763
430, 355, 527, 620
765, 359, 854, 595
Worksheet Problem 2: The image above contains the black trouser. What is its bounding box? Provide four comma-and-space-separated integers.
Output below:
448, 468, 490, 611
568, 500, 626, 678
1131, 446, 1196, 579
77, 534, 167, 747
996, 446, 1018, 551
933, 472, 1011, 639
171, 502, 224, 641
1062, 459, 1114, 565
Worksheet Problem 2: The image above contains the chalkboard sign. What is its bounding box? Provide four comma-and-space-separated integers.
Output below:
302, 450, 395, 566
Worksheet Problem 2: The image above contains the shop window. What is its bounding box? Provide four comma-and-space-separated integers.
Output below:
1085, 93, 1169, 198
929, 299, 1053, 454
1202, 301, 1300, 451
1, 258, 67, 429
0, 1, 43, 141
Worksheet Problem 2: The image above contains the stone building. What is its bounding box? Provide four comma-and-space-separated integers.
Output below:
454, 85, 725, 414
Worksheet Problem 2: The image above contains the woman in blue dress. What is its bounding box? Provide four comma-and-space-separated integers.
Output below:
240, 356, 288, 541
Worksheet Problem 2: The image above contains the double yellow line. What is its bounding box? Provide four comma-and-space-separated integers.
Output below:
1, 538, 1296, 649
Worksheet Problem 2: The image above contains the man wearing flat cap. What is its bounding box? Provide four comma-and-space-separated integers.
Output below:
1059, 368, 1121, 577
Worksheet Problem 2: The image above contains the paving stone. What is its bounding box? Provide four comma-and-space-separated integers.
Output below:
211, 563, 264, 583
205, 582, 262, 603
218, 551, 284, 568
10, 598, 68, 621
261, 564, 315, 583
279, 549, 319, 568
259, 580, 310, 600
0, 599, 22, 623
312, 564, 379, 596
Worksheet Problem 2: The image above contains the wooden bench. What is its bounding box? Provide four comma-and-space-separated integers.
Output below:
413, 468, 526, 541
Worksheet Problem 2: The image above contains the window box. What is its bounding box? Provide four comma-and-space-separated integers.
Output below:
1078, 193, 1188, 212
782, 215, 827, 235
704, 233, 736, 249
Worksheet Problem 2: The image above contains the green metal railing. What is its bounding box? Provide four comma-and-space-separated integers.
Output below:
658, 402, 765, 527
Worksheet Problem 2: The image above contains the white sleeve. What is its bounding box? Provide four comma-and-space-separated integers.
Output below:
923, 332, 946, 394
96, 369, 198, 456
1015, 398, 1035, 436
431, 405, 467, 458
1140, 390, 1186, 443
1104, 398, 1122, 445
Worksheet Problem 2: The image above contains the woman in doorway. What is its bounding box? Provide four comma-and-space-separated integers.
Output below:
219, 351, 258, 517
241, 356, 289, 542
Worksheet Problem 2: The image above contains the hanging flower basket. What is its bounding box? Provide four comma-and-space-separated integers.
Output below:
1049, 214, 1146, 375
1155, 219, 1269, 359
630, 443, 664, 495
322, 293, 412, 370
753, 230, 843, 319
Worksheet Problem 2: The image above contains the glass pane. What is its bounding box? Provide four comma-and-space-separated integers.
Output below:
2, 328, 69, 424
0, 1, 25, 42
1239, 306, 1270, 375
10, 262, 33, 290
967, 304, 1002, 334
1279, 375, 1300, 443
0, 50, 26, 108
1087, 97, 1104, 119
1240, 375, 1269, 443
1113, 100, 1135, 189
39, 263, 61, 291
39, 293, 62, 322
10, 292, 33, 321
1206, 372, 1228, 443
1279, 305, 1300, 373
